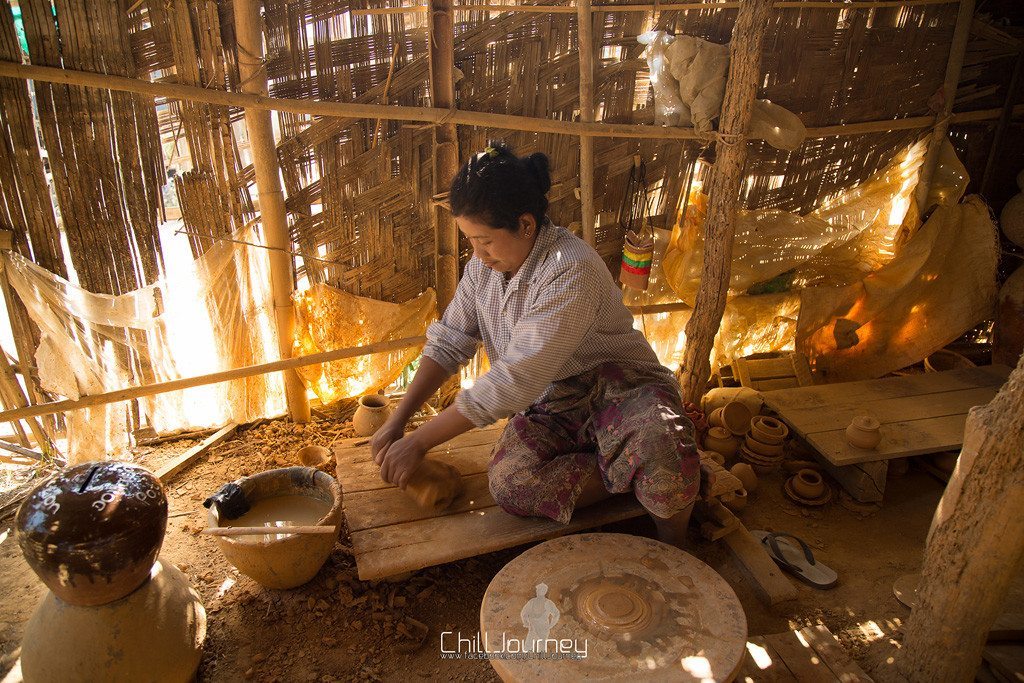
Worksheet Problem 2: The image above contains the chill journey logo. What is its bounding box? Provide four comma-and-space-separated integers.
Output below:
441, 584, 589, 660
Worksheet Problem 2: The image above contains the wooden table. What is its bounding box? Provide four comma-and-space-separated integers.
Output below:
333, 422, 645, 581
761, 365, 1010, 501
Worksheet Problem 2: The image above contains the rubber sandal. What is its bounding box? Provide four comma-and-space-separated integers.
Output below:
751, 530, 838, 589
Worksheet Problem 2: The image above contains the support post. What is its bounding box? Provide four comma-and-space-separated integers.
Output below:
914, 0, 975, 211
577, 0, 596, 245
678, 0, 773, 403
896, 353, 1024, 680
234, 0, 309, 422
428, 0, 460, 314
979, 48, 1024, 198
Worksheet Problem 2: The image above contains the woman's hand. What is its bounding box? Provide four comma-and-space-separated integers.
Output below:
377, 435, 427, 489
370, 416, 407, 464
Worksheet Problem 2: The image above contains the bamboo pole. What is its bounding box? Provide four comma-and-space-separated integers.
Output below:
4, 61, 1001, 142
0, 336, 427, 423
233, 0, 310, 423
577, 0, 596, 245
351, 0, 958, 15
914, 0, 975, 211
979, 49, 1024, 198
896, 353, 1024, 680
679, 0, 773, 403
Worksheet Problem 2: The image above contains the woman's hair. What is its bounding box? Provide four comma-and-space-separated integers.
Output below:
449, 141, 552, 232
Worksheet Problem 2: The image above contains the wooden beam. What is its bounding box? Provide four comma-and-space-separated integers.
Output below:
234, 0, 310, 423
351, 0, 958, 15
722, 521, 798, 606
980, 49, 1024, 197
2, 61, 1007, 143
0, 335, 426, 423
914, 0, 975, 211
896, 353, 1024, 680
679, 0, 773, 403
577, 0, 596, 245
156, 423, 238, 483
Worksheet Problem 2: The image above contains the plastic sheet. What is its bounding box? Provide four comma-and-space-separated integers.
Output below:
292, 284, 435, 403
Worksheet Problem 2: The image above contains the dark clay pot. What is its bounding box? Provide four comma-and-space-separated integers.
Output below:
16, 461, 168, 606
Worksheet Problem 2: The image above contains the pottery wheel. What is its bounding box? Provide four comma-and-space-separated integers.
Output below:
480, 533, 746, 682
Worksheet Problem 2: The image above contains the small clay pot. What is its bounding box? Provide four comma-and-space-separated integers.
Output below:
295, 445, 331, 467
846, 415, 881, 449
750, 416, 788, 444
16, 462, 168, 606
729, 463, 758, 493
720, 401, 753, 436
353, 394, 392, 437
792, 469, 825, 499
744, 434, 784, 458
708, 407, 726, 429
721, 488, 747, 513
703, 427, 739, 458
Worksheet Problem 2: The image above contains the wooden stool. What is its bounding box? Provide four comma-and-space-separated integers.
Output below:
480, 533, 747, 681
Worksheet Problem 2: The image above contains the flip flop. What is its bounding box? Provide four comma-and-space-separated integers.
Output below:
751, 530, 838, 589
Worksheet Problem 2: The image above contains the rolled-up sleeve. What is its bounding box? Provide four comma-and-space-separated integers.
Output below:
422, 265, 482, 375
456, 263, 600, 427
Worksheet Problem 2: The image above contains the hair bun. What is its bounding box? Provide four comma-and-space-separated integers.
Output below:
524, 152, 552, 194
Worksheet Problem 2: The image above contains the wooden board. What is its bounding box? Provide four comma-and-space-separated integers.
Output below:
334, 422, 645, 581
733, 352, 814, 391
984, 644, 1024, 683
156, 423, 237, 483
737, 626, 874, 682
722, 521, 798, 606
762, 366, 1009, 468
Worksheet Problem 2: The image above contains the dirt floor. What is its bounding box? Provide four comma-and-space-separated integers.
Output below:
0, 413, 1014, 682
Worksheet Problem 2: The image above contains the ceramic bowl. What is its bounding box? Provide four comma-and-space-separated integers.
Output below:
750, 416, 788, 444
744, 434, 784, 458
791, 469, 825, 499
720, 401, 754, 437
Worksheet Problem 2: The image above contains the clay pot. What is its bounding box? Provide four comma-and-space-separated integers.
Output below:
750, 416, 788, 445
721, 488, 747, 513
353, 394, 392, 437
20, 559, 205, 682
729, 463, 758, 493
207, 467, 341, 589
924, 349, 975, 373
295, 445, 331, 467
744, 434, 784, 458
16, 462, 168, 607
846, 415, 881, 449
703, 427, 739, 458
791, 469, 825, 499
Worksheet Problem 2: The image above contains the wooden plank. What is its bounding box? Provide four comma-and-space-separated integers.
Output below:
762, 366, 1010, 413
735, 637, 800, 682
334, 420, 505, 455
765, 631, 840, 682
747, 356, 800, 380
809, 413, 972, 466
792, 353, 815, 387
753, 377, 801, 391
156, 423, 237, 483
798, 625, 874, 682
344, 472, 495, 532
984, 644, 1024, 683
350, 494, 645, 580
338, 442, 494, 493
781, 386, 999, 437
722, 521, 798, 606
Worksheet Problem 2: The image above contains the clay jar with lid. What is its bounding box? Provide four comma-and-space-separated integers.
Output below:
846, 415, 881, 449
16, 461, 168, 606
703, 427, 738, 458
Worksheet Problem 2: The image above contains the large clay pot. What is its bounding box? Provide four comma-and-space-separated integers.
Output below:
207, 467, 341, 589
20, 559, 205, 682
994, 265, 1024, 367
720, 401, 753, 436
701, 387, 763, 416
16, 462, 168, 607
703, 427, 738, 458
730, 463, 758, 493
791, 469, 825, 499
353, 394, 392, 437
845, 416, 881, 449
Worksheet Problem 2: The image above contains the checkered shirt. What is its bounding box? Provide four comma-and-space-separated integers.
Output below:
422, 222, 671, 427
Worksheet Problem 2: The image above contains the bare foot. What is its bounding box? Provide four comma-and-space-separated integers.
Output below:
649, 503, 695, 550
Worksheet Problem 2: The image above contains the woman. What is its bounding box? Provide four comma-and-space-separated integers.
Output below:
371, 143, 699, 546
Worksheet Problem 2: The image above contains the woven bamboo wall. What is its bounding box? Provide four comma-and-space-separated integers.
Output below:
0, 0, 1020, 307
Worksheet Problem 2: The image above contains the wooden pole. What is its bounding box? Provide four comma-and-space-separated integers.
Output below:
428, 0, 460, 314
914, 0, 975, 212
979, 48, 1024, 198
0, 335, 427, 423
350, 0, 959, 15
233, 0, 309, 423
4, 61, 1003, 142
678, 0, 773, 403
896, 353, 1024, 680
577, 0, 596, 245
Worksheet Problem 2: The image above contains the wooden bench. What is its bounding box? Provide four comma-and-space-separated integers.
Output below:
761, 365, 1011, 502
333, 422, 645, 581
739, 624, 874, 681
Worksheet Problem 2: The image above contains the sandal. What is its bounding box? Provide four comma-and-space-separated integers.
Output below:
751, 530, 838, 589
